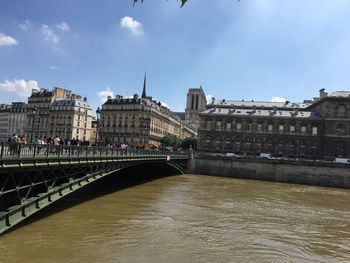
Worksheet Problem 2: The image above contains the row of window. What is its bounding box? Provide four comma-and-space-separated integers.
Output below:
205, 122, 319, 135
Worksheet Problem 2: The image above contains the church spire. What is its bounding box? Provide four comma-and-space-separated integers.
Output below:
142, 72, 147, 98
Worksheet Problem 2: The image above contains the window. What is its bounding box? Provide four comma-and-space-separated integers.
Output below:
236, 123, 242, 130
290, 125, 295, 132
312, 127, 318, 135
268, 124, 273, 132
257, 124, 262, 132
279, 125, 284, 132
337, 105, 346, 117
301, 126, 307, 133
216, 121, 222, 130
226, 123, 231, 130
246, 124, 252, 131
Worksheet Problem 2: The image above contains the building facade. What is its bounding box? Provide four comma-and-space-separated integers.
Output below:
8, 102, 27, 139
49, 98, 92, 141
184, 87, 207, 132
99, 78, 196, 146
26, 87, 92, 142
0, 104, 11, 142
197, 89, 350, 159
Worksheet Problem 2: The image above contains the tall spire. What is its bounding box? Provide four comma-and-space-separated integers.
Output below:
142, 72, 147, 98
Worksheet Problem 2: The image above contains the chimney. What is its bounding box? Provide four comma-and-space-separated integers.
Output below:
107, 96, 112, 100
319, 88, 327, 99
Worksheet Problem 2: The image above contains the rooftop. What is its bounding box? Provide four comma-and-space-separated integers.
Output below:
200, 107, 323, 120
210, 100, 310, 109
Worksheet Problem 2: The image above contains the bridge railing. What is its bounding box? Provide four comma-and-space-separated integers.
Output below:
0, 142, 186, 159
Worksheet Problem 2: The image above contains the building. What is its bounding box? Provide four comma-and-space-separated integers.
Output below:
0, 104, 12, 142
197, 89, 350, 159
184, 87, 207, 132
99, 75, 196, 146
26, 86, 92, 142
49, 98, 92, 141
8, 102, 27, 139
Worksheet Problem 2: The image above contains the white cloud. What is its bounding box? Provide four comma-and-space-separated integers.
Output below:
0, 33, 18, 46
56, 22, 71, 32
19, 20, 31, 30
271, 96, 286, 102
160, 101, 169, 109
206, 94, 214, 103
97, 87, 114, 103
120, 16, 143, 35
40, 24, 59, 44
0, 79, 40, 98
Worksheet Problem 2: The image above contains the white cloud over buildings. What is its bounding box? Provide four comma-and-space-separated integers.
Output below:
271, 96, 286, 103
0, 79, 40, 98
120, 16, 143, 35
0, 33, 18, 46
97, 87, 114, 103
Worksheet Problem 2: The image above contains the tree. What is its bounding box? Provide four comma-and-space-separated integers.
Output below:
160, 134, 182, 149
181, 136, 197, 150
133, 0, 188, 7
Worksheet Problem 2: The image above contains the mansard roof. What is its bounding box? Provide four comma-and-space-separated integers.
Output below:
200, 108, 323, 120
209, 100, 310, 109
51, 99, 90, 109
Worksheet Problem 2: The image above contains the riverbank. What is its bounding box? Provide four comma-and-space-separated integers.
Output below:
193, 157, 350, 189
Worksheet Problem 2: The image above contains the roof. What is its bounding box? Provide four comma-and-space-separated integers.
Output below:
329, 91, 350, 97
200, 108, 323, 120
51, 99, 91, 109
210, 100, 310, 109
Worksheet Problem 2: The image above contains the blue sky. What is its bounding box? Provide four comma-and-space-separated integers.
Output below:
1, 0, 350, 112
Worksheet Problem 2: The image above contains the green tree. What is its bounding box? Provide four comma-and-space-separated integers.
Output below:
181, 136, 197, 149
160, 134, 182, 149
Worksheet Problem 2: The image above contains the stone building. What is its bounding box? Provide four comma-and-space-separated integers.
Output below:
197, 89, 350, 159
8, 102, 27, 139
306, 89, 350, 158
26, 87, 92, 142
0, 104, 12, 142
49, 98, 92, 141
184, 87, 207, 132
99, 76, 196, 146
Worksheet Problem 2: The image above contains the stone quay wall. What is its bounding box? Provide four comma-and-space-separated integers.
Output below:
194, 157, 350, 189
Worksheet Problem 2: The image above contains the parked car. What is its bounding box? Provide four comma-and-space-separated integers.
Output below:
225, 153, 240, 158
259, 153, 274, 159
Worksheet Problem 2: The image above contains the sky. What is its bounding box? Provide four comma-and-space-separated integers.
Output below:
1, 0, 350, 113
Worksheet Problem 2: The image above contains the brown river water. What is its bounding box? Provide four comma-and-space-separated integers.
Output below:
0, 173, 349, 263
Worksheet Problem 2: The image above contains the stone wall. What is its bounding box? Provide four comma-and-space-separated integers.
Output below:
194, 157, 350, 188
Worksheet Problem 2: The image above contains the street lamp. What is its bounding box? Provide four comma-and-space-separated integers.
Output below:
95, 107, 101, 146
31, 106, 37, 144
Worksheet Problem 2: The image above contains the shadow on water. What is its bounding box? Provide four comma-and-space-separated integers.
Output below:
5, 162, 181, 235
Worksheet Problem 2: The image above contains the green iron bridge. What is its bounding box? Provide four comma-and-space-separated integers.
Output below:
0, 142, 189, 235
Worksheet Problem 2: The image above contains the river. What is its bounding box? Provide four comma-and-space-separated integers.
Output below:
0, 174, 349, 263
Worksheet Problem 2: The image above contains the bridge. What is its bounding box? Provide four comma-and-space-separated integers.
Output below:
0, 142, 189, 235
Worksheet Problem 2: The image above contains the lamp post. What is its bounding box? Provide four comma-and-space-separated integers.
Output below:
95, 107, 101, 146
31, 106, 37, 144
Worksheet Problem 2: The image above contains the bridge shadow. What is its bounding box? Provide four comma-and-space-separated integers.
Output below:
5, 161, 181, 235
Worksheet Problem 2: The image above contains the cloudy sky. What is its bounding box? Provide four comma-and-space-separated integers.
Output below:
1, 0, 350, 112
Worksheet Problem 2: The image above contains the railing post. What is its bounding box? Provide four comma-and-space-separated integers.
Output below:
33, 144, 37, 158
68, 146, 71, 158
17, 143, 21, 158
86, 146, 88, 157
0, 142, 3, 158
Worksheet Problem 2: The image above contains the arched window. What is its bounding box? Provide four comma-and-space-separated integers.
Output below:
337, 105, 346, 118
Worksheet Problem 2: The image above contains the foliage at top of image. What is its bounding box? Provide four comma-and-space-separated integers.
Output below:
133, 0, 188, 8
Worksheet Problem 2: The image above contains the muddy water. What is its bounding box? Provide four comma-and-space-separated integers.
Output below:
0, 174, 349, 263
